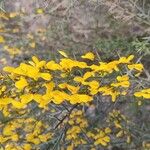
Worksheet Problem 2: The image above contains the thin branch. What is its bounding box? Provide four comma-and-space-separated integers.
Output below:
54, 104, 78, 129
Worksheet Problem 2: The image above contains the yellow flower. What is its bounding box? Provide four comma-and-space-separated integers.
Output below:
134, 88, 150, 99
117, 75, 129, 82
142, 141, 150, 149
0, 35, 5, 43
111, 81, 130, 88
81, 52, 95, 61
32, 94, 42, 104
88, 80, 99, 89
127, 135, 131, 144
3, 66, 15, 72
105, 127, 111, 134
0, 36, 5, 43
23, 144, 32, 150
99, 86, 119, 102
128, 64, 143, 72
116, 130, 124, 138
0, 135, 10, 143
0, 12, 9, 20
39, 133, 52, 142
68, 120, 74, 125
44, 82, 55, 93
68, 94, 92, 104
111, 75, 130, 88
74, 76, 84, 84
52, 90, 69, 104
66, 126, 81, 140
111, 91, 119, 102
32, 138, 41, 145
12, 28, 20, 33
83, 72, 95, 80
3, 124, 14, 136
134, 92, 143, 97
9, 12, 19, 18
0, 98, 12, 105
14, 63, 39, 80
38, 95, 52, 108
15, 77, 28, 90
26, 133, 34, 141
67, 144, 74, 150
4, 61, 52, 81
87, 80, 99, 95
29, 56, 46, 69
59, 50, 68, 58
11, 100, 26, 109
114, 120, 122, 128
36, 8, 44, 14
58, 83, 67, 89
142, 89, 150, 93
60, 58, 87, 71
29, 42, 36, 48
59, 83, 80, 94
121, 91, 127, 95
20, 94, 33, 104
11, 134, 19, 142
91, 61, 119, 73
38, 73, 52, 81
27, 34, 34, 39
119, 55, 134, 64
94, 130, 110, 146
46, 61, 61, 70
60, 59, 75, 71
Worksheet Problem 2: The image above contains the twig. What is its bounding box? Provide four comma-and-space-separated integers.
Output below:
54, 104, 78, 129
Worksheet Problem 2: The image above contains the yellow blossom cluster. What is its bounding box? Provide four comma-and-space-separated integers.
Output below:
107, 110, 131, 144
0, 35, 5, 43
87, 127, 111, 146
0, 12, 23, 60
4, 46, 22, 58
134, 88, 150, 99
66, 110, 88, 149
142, 141, 150, 150
0, 117, 52, 150
0, 51, 149, 149
66, 110, 111, 149
111, 75, 130, 88
0, 51, 146, 111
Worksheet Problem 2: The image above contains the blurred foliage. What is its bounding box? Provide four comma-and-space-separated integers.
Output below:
94, 38, 150, 67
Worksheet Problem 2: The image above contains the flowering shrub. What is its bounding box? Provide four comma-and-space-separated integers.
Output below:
0, 51, 150, 150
